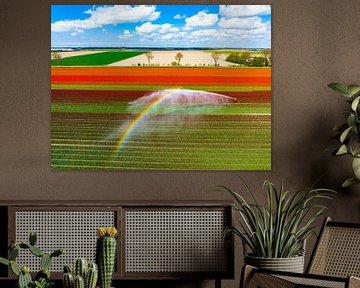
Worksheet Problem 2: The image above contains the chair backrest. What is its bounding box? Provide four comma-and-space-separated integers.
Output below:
307, 217, 360, 277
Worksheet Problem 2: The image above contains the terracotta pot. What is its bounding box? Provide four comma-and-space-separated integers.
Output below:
245, 254, 304, 273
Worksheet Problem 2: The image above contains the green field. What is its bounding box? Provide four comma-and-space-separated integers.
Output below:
51, 51, 145, 66
51, 110, 271, 170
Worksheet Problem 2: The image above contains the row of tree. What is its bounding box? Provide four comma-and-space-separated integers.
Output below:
226, 49, 271, 67
145, 51, 222, 66
145, 52, 186, 66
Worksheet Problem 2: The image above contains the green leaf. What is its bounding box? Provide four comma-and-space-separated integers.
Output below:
352, 157, 360, 179
336, 144, 348, 155
328, 83, 351, 97
351, 96, 360, 111
342, 177, 360, 188
340, 126, 353, 143
347, 114, 356, 129
8, 247, 19, 261
10, 261, 20, 276
347, 85, 360, 97
29, 246, 44, 257
0, 257, 9, 266
348, 135, 360, 157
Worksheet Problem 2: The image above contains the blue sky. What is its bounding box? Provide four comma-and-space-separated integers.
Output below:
51, 5, 271, 48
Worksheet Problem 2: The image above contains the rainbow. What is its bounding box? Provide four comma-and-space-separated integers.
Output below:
114, 89, 174, 155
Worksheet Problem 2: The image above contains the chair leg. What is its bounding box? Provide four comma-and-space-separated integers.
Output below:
240, 265, 255, 288
215, 278, 221, 288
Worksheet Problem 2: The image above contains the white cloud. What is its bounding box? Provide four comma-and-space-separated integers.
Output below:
159, 23, 179, 34
161, 33, 176, 40
184, 11, 218, 30
136, 22, 179, 34
220, 5, 271, 18
51, 5, 160, 32
219, 16, 267, 29
161, 31, 187, 40
189, 29, 218, 39
123, 30, 133, 38
70, 28, 84, 36
173, 14, 186, 19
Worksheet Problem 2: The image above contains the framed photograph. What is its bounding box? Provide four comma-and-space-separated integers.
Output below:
51, 4, 271, 170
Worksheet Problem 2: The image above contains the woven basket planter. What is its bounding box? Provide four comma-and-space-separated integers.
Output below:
245, 254, 305, 273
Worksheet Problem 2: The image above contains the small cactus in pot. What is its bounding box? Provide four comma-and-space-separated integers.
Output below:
96, 227, 118, 288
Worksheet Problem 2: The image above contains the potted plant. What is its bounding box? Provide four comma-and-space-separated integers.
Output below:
328, 83, 360, 187
0, 232, 63, 288
221, 179, 334, 273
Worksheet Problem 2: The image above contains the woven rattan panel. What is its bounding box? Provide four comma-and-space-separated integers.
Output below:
277, 275, 345, 288
125, 210, 227, 273
15, 211, 115, 272
310, 226, 360, 277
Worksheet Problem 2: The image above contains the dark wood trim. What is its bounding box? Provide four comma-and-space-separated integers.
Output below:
0, 200, 232, 207
327, 220, 360, 229
7, 207, 16, 280
119, 272, 232, 280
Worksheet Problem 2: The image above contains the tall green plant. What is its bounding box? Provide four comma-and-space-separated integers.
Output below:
328, 83, 360, 187
222, 180, 334, 258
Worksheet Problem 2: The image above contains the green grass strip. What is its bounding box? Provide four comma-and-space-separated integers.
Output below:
51, 51, 145, 66
51, 103, 271, 115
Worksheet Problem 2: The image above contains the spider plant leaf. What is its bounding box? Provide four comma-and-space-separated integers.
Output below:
239, 176, 259, 206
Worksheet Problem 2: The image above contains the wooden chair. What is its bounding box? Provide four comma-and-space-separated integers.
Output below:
241, 217, 360, 288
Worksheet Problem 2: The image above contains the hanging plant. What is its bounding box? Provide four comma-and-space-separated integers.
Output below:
329, 83, 360, 187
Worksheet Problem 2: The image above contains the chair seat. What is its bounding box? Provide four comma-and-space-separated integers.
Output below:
277, 274, 346, 288
243, 266, 360, 288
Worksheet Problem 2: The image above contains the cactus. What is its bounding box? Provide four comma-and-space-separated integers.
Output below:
74, 275, 85, 288
64, 265, 72, 273
18, 267, 32, 288
0, 233, 63, 288
74, 258, 87, 279
63, 260, 98, 288
51, 248, 64, 258
29, 232, 37, 246
85, 263, 98, 288
10, 260, 20, 276
96, 227, 118, 288
29, 245, 44, 257
63, 272, 74, 288
41, 253, 52, 270
9, 246, 19, 260
0, 257, 9, 266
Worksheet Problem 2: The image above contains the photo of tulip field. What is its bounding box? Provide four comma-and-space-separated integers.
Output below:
51, 5, 271, 170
